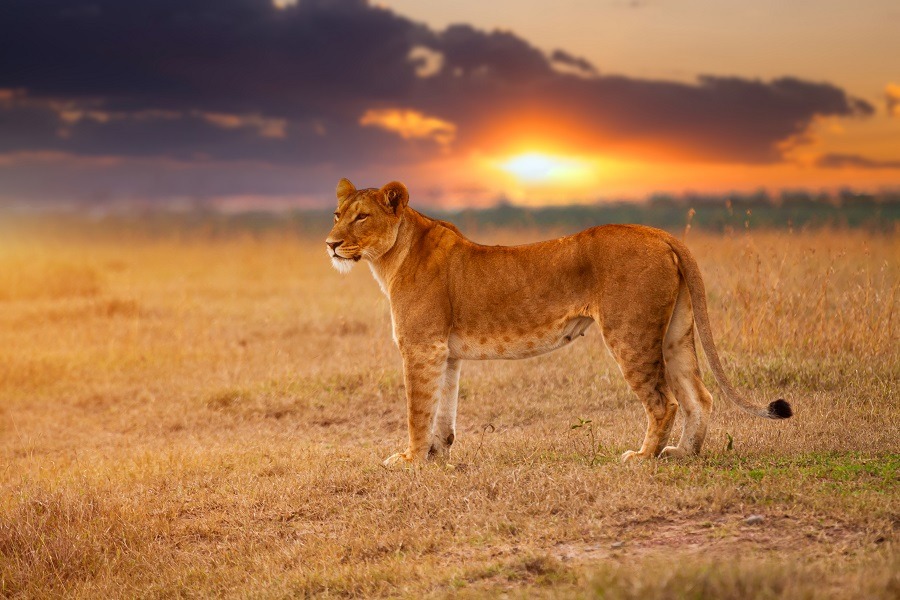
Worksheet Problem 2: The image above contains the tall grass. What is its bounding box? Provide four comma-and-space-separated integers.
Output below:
0, 221, 896, 598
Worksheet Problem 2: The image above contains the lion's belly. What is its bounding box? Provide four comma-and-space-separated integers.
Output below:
448, 316, 594, 360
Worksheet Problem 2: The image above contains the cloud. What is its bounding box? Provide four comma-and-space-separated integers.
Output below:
550, 50, 598, 76
408, 46, 444, 78
0, 0, 878, 203
886, 83, 900, 117
197, 112, 288, 139
815, 153, 900, 170
359, 109, 456, 146
0, 87, 415, 166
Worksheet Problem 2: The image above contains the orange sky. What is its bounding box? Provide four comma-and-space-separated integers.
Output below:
358, 104, 900, 206
375, 0, 900, 204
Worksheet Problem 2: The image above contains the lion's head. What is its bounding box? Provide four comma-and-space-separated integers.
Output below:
325, 178, 409, 273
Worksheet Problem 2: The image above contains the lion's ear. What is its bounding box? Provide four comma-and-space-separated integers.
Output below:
379, 181, 409, 214
336, 178, 356, 203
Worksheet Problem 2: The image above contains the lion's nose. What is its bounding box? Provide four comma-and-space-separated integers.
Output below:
326, 240, 343, 251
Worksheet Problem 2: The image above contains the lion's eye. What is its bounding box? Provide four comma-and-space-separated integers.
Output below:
333, 213, 339, 223
355, 214, 369, 222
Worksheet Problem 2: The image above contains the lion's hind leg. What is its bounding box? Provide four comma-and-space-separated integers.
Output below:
619, 365, 679, 462
603, 327, 679, 462
659, 281, 713, 459
429, 357, 461, 459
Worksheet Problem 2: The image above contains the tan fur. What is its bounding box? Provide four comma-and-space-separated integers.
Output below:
326, 179, 791, 466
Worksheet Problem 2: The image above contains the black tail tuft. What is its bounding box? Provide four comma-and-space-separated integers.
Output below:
767, 399, 793, 419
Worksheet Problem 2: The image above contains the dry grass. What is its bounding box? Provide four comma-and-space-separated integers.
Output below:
1, 223, 897, 598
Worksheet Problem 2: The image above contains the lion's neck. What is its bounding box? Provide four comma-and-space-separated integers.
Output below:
367, 210, 428, 296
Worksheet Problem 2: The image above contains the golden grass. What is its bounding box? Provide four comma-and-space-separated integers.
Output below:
1, 224, 897, 598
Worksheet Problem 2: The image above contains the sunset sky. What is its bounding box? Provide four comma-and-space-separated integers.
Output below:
1, 0, 899, 208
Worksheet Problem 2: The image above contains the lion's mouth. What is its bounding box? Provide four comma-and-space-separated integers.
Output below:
326, 241, 360, 259
329, 251, 360, 274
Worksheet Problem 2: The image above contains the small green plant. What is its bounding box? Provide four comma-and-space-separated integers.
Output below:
570, 417, 605, 466
725, 432, 735, 452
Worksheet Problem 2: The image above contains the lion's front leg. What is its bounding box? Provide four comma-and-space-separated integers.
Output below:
383, 341, 449, 467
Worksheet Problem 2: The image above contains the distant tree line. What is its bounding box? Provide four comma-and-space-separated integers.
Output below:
4, 190, 898, 238
442, 189, 900, 235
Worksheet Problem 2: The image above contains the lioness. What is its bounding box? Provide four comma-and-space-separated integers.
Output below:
326, 179, 792, 466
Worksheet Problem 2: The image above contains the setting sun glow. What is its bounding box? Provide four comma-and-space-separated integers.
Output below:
499, 152, 594, 185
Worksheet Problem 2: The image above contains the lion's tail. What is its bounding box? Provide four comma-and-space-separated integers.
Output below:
666, 237, 792, 420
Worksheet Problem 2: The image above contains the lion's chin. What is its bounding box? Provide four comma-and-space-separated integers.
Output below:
331, 256, 355, 274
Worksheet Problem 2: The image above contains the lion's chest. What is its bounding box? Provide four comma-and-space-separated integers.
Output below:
448, 315, 594, 360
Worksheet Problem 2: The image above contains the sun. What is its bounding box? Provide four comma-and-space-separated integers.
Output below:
498, 152, 594, 185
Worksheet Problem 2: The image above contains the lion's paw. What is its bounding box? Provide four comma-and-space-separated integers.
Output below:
427, 436, 454, 461
658, 446, 687, 460
620, 449, 653, 463
382, 451, 415, 468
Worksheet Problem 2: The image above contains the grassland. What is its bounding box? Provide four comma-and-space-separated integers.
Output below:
0, 220, 897, 598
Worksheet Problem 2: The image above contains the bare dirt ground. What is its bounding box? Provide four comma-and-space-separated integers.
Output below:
1, 223, 897, 598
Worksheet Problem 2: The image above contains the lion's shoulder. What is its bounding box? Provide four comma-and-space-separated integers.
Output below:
433, 219, 463, 236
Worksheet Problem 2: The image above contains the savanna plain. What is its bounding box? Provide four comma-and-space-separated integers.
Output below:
1, 217, 897, 598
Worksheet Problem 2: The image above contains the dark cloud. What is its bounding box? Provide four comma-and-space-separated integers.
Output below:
0, 0, 426, 116
815, 153, 900, 170
0, 94, 430, 175
413, 68, 872, 162
436, 24, 552, 82
0, 0, 877, 203
550, 50, 598, 76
